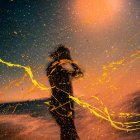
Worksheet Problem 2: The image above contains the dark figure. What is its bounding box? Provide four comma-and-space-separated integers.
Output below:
46, 44, 83, 140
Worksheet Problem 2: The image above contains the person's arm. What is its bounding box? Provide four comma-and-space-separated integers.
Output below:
59, 59, 84, 77
46, 60, 58, 76
70, 62, 84, 78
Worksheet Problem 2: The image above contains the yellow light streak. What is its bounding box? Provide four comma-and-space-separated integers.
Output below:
0, 51, 140, 131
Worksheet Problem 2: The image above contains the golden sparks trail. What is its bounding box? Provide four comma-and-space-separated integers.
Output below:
0, 53, 140, 131
0, 59, 50, 91
70, 96, 139, 131
98, 49, 140, 84
94, 49, 140, 92
56, 87, 140, 131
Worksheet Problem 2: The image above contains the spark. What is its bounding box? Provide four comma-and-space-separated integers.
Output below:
12, 103, 22, 113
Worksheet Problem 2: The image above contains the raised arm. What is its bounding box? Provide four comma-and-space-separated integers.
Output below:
70, 62, 84, 78
60, 59, 84, 78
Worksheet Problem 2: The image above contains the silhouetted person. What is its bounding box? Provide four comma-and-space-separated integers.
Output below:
46, 44, 83, 140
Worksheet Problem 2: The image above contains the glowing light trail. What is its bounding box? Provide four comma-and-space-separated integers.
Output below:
0, 59, 50, 91
1, 51, 140, 131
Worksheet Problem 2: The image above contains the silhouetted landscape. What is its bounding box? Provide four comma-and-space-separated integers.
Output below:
0, 98, 50, 117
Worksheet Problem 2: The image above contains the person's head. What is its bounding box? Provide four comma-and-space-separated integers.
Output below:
50, 44, 71, 61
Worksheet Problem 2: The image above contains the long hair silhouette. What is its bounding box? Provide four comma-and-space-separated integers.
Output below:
46, 44, 83, 140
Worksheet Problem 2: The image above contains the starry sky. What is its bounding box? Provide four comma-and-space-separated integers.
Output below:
0, 0, 140, 103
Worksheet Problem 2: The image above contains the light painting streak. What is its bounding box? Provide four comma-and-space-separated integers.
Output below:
0, 51, 140, 131
0, 59, 50, 91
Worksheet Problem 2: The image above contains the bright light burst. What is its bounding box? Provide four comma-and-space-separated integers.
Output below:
73, 0, 123, 27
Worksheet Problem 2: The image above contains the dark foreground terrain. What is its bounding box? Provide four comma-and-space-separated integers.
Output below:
0, 98, 50, 117
0, 94, 139, 140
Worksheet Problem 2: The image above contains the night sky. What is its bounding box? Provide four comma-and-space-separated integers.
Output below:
0, 0, 140, 103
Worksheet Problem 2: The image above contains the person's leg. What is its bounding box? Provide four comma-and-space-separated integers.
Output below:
60, 117, 80, 140
50, 109, 79, 140
68, 118, 80, 140
60, 125, 69, 140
